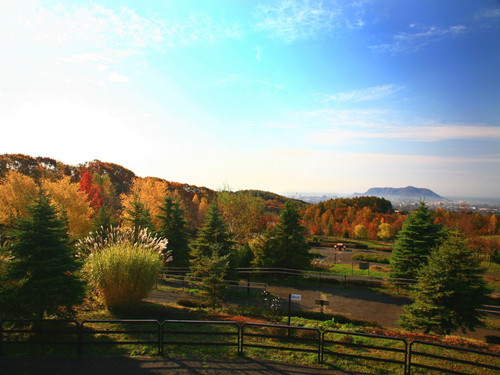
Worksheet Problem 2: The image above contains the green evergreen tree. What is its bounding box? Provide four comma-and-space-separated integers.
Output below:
253, 202, 311, 269
188, 243, 229, 309
390, 202, 442, 279
125, 199, 154, 235
92, 206, 117, 232
0, 191, 85, 319
156, 197, 189, 267
190, 204, 233, 260
400, 230, 490, 334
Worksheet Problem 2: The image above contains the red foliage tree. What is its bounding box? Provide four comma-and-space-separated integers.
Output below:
79, 170, 103, 214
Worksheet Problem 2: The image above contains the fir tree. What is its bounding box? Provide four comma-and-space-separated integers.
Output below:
1, 190, 85, 319
92, 206, 117, 232
188, 243, 229, 309
390, 202, 442, 279
125, 199, 154, 235
190, 204, 233, 260
156, 197, 189, 267
252, 202, 311, 269
400, 229, 490, 334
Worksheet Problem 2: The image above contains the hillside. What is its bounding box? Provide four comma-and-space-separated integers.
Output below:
0, 153, 300, 210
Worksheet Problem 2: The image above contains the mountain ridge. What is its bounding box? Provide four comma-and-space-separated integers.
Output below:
353, 186, 444, 200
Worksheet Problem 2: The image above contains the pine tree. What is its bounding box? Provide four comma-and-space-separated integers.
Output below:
400, 230, 490, 334
190, 204, 233, 260
1, 190, 85, 319
253, 202, 311, 269
125, 199, 154, 235
156, 197, 189, 267
390, 202, 442, 279
188, 243, 229, 309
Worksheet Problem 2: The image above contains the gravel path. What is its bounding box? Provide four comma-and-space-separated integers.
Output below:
0, 357, 351, 375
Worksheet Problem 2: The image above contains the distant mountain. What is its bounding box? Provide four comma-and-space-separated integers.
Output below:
353, 186, 445, 201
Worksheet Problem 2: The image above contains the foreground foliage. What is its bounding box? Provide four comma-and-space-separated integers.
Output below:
400, 230, 491, 335
252, 202, 312, 269
390, 202, 443, 279
0, 191, 85, 319
84, 244, 162, 311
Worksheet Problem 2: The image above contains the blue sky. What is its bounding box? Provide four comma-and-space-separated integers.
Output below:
1, 0, 499, 198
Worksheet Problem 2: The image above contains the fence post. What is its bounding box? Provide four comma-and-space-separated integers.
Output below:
0, 320, 3, 357
406, 340, 414, 375
240, 323, 246, 356
237, 322, 242, 356
158, 321, 163, 356
77, 321, 83, 357
317, 329, 322, 364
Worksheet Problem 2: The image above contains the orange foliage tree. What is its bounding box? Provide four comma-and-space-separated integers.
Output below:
41, 176, 93, 238
0, 171, 38, 226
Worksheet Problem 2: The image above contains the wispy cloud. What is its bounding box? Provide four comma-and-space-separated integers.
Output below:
476, 8, 500, 19
162, 14, 242, 47
322, 84, 404, 102
254, 0, 366, 43
310, 123, 500, 143
370, 24, 467, 54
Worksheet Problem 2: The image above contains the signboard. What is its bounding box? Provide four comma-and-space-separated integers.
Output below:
359, 261, 369, 270
315, 299, 329, 306
290, 294, 302, 301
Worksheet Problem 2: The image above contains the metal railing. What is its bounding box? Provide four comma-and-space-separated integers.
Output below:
1, 319, 499, 374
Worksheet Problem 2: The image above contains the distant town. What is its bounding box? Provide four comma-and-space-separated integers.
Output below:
287, 193, 500, 214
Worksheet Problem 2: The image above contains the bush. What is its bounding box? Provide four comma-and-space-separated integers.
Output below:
352, 253, 391, 264
176, 298, 206, 308
84, 244, 162, 311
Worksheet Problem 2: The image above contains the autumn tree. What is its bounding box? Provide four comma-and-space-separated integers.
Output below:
217, 190, 266, 242
377, 222, 394, 240
156, 197, 190, 267
390, 202, 443, 280
41, 176, 93, 238
79, 170, 103, 213
121, 177, 169, 230
0, 191, 85, 319
400, 230, 490, 334
353, 224, 368, 239
0, 171, 38, 228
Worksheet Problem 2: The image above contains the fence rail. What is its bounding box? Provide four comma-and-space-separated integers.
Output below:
1, 319, 498, 375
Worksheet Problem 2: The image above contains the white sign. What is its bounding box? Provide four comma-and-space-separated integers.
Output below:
290, 294, 302, 301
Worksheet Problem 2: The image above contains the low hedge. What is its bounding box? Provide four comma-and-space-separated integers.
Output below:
352, 253, 391, 264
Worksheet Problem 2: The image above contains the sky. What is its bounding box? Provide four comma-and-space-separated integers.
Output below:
1, 0, 499, 198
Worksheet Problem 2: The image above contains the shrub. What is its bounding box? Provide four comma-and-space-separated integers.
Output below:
352, 253, 391, 264
76, 225, 170, 263
84, 244, 162, 311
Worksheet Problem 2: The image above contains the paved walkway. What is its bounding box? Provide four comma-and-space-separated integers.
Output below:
0, 357, 353, 375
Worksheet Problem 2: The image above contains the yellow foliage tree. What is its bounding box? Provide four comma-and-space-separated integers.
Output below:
121, 177, 169, 229
41, 177, 93, 238
377, 222, 395, 240
0, 171, 38, 226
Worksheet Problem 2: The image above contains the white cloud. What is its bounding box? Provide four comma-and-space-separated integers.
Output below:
108, 72, 130, 83
323, 84, 404, 102
370, 24, 467, 54
255, 0, 366, 43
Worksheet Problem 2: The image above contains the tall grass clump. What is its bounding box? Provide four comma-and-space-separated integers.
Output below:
77, 225, 171, 263
84, 244, 162, 311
